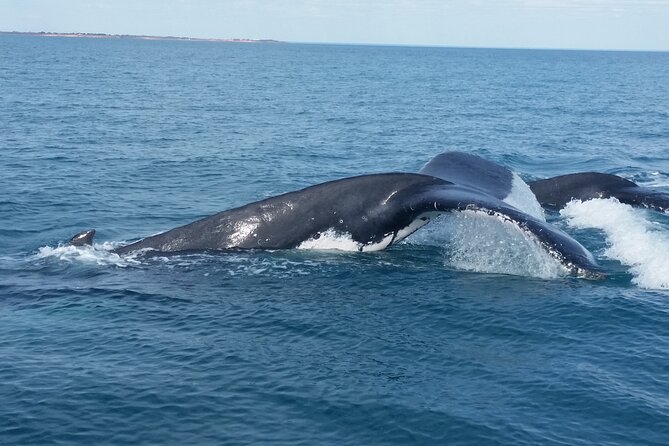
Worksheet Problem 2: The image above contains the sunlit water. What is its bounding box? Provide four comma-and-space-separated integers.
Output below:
1, 35, 669, 445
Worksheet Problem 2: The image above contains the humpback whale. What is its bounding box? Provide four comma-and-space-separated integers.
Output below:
529, 172, 669, 212
67, 152, 669, 278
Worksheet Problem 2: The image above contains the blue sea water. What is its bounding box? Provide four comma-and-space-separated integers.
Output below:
1, 34, 669, 445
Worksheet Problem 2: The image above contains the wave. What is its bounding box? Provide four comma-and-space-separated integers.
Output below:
35, 243, 142, 267
641, 172, 669, 189
561, 198, 669, 290
32, 241, 362, 277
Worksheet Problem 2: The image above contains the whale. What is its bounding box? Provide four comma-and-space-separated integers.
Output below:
67, 152, 616, 277
529, 172, 669, 212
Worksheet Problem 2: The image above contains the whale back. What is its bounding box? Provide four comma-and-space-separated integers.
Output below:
420, 152, 512, 200
528, 172, 669, 212
113, 173, 450, 254
529, 172, 638, 208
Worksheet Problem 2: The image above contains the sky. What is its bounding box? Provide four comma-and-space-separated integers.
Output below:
1, 0, 669, 51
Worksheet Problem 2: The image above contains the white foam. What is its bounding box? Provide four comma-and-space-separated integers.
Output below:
407, 211, 566, 279
503, 173, 545, 221
35, 242, 141, 267
297, 229, 363, 251
296, 229, 393, 252
562, 198, 669, 290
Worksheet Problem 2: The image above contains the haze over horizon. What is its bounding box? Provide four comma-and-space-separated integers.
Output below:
1, 0, 669, 52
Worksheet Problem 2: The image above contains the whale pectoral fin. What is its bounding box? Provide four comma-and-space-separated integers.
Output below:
405, 185, 603, 277
69, 229, 96, 246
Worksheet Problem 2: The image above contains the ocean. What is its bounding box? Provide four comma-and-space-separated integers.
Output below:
1, 34, 668, 445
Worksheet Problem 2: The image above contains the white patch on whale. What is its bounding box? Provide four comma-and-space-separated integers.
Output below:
229, 218, 261, 246
393, 212, 435, 243
297, 214, 434, 252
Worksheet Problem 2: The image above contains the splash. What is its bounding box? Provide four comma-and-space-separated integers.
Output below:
35, 242, 141, 267
504, 173, 546, 221
297, 229, 394, 252
407, 211, 566, 279
562, 198, 669, 290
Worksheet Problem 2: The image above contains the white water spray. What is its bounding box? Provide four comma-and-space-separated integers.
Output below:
35, 243, 141, 267
407, 211, 566, 279
562, 198, 669, 290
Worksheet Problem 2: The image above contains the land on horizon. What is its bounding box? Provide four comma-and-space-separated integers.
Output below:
3, 30, 667, 53
0, 30, 279, 43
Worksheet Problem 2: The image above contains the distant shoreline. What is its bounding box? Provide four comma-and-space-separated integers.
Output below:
0, 31, 280, 43
3, 30, 664, 53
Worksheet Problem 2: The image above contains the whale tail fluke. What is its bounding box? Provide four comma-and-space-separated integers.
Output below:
69, 229, 96, 246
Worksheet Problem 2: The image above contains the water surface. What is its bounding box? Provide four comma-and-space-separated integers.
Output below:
1, 35, 669, 445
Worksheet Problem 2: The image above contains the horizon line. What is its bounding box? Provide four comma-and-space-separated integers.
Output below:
0, 30, 280, 44
2, 30, 667, 54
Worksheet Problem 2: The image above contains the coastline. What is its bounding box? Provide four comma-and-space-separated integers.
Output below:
0, 30, 279, 43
